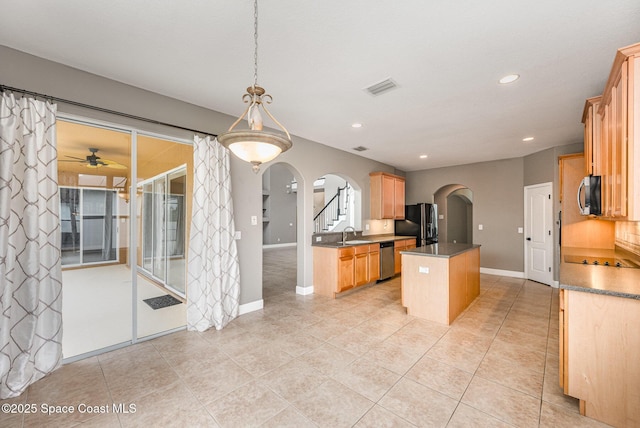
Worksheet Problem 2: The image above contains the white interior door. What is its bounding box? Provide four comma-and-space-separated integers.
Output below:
524, 182, 553, 285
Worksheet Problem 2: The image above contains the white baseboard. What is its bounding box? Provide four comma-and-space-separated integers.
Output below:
480, 267, 525, 278
263, 243, 297, 249
296, 285, 314, 295
551, 280, 559, 288
239, 299, 263, 315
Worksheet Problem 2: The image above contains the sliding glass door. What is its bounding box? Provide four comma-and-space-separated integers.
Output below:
58, 119, 192, 359
138, 166, 187, 296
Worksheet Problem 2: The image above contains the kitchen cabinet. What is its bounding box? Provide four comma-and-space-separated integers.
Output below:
370, 172, 405, 220
401, 245, 480, 324
394, 238, 416, 274
559, 288, 640, 427
313, 243, 381, 298
558, 154, 614, 249
582, 42, 640, 220
581, 96, 601, 176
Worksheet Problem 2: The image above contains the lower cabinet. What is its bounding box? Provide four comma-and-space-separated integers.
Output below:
394, 238, 416, 274
559, 288, 640, 427
314, 243, 381, 298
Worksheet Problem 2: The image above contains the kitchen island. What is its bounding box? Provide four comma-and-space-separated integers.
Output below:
400, 243, 480, 325
559, 247, 640, 428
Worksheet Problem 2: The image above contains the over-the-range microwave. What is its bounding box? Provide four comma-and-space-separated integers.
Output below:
577, 175, 601, 216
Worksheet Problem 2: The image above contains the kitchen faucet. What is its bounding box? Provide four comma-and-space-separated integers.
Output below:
343, 226, 356, 243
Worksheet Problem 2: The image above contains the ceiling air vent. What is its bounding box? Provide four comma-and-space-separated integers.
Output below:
353, 146, 368, 152
364, 78, 398, 96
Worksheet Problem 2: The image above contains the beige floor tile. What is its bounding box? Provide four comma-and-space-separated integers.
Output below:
259, 358, 328, 402
539, 401, 612, 427
272, 331, 325, 358
405, 356, 473, 400
231, 342, 294, 377
293, 379, 373, 428
475, 356, 544, 398
302, 343, 358, 376
483, 339, 547, 373
378, 378, 458, 427
447, 403, 515, 427
207, 380, 288, 427
260, 406, 318, 428
180, 358, 254, 405
362, 339, 424, 375
329, 328, 383, 356
461, 377, 541, 427
354, 404, 417, 427
355, 318, 402, 341
118, 381, 218, 428
331, 357, 401, 402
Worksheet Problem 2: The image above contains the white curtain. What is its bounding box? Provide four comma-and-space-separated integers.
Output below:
0, 92, 62, 399
187, 135, 240, 331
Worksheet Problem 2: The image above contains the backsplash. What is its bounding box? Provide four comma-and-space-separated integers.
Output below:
615, 221, 640, 256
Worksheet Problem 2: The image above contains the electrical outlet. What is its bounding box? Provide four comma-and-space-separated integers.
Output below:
315, 236, 322, 242
419, 266, 430, 274
251, 215, 258, 225
234, 231, 241, 240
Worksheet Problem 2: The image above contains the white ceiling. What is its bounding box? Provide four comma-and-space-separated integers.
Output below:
1, 1, 640, 171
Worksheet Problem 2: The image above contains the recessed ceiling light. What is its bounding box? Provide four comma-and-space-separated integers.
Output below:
522, 137, 534, 142
419, 155, 428, 159
351, 123, 363, 128
499, 74, 520, 84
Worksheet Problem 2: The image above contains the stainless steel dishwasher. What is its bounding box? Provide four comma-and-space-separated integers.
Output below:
379, 241, 395, 281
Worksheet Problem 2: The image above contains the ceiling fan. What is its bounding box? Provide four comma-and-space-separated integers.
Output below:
61, 148, 127, 169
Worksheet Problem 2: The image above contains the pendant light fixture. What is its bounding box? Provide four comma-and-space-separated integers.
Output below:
217, 0, 293, 173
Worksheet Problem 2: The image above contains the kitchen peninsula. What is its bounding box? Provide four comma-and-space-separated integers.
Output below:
400, 243, 480, 325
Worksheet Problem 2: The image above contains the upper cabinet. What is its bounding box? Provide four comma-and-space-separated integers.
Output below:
370, 172, 405, 219
582, 42, 640, 220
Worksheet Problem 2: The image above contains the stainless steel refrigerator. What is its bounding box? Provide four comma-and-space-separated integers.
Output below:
394, 203, 438, 247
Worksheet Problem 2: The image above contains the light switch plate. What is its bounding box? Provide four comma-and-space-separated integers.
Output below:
234, 231, 241, 240
251, 215, 258, 225
518, 227, 524, 234
478, 224, 483, 230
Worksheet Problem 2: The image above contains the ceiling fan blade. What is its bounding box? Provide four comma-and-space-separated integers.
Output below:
101, 159, 128, 169
64, 155, 87, 161
59, 159, 85, 163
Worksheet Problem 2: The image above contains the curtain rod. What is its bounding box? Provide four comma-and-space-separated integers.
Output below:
0, 84, 218, 137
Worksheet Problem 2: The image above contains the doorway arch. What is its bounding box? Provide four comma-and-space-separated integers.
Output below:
261, 162, 305, 295
434, 184, 473, 244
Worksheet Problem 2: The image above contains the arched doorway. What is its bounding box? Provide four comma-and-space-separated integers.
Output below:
434, 184, 473, 244
261, 162, 304, 300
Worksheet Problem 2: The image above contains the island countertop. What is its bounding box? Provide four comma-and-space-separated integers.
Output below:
559, 247, 640, 300
400, 243, 480, 258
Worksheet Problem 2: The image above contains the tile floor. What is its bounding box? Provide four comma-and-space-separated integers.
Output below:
0, 247, 611, 427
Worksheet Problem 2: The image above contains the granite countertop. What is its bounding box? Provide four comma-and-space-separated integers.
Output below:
400, 243, 480, 258
312, 234, 415, 248
559, 247, 640, 300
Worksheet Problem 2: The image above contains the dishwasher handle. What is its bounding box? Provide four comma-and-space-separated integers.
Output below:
379, 241, 395, 249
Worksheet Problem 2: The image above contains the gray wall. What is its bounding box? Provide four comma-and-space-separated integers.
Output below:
523, 143, 583, 280
262, 164, 296, 245
0, 44, 396, 306
406, 158, 524, 271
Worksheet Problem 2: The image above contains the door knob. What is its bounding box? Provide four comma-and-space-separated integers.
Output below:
526, 237, 531, 241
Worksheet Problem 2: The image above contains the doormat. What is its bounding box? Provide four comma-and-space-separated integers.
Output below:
143, 294, 183, 310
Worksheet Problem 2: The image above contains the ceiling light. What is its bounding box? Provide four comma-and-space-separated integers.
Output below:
351, 123, 363, 128
420, 155, 428, 159
217, 0, 292, 173
499, 74, 520, 84
522, 137, 534, 142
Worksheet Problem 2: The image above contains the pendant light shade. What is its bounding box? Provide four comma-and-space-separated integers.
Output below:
218, 0, 292, 173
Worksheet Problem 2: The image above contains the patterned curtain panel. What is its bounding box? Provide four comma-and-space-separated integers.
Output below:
187, 135, 240, 332
0, 93, 62, 399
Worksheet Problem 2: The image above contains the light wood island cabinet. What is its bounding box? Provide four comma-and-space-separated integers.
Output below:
314, 243, 380, 298
401, 244, 480, 325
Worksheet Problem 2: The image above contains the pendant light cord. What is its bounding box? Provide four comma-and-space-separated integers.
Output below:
253, 0, 259, 91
